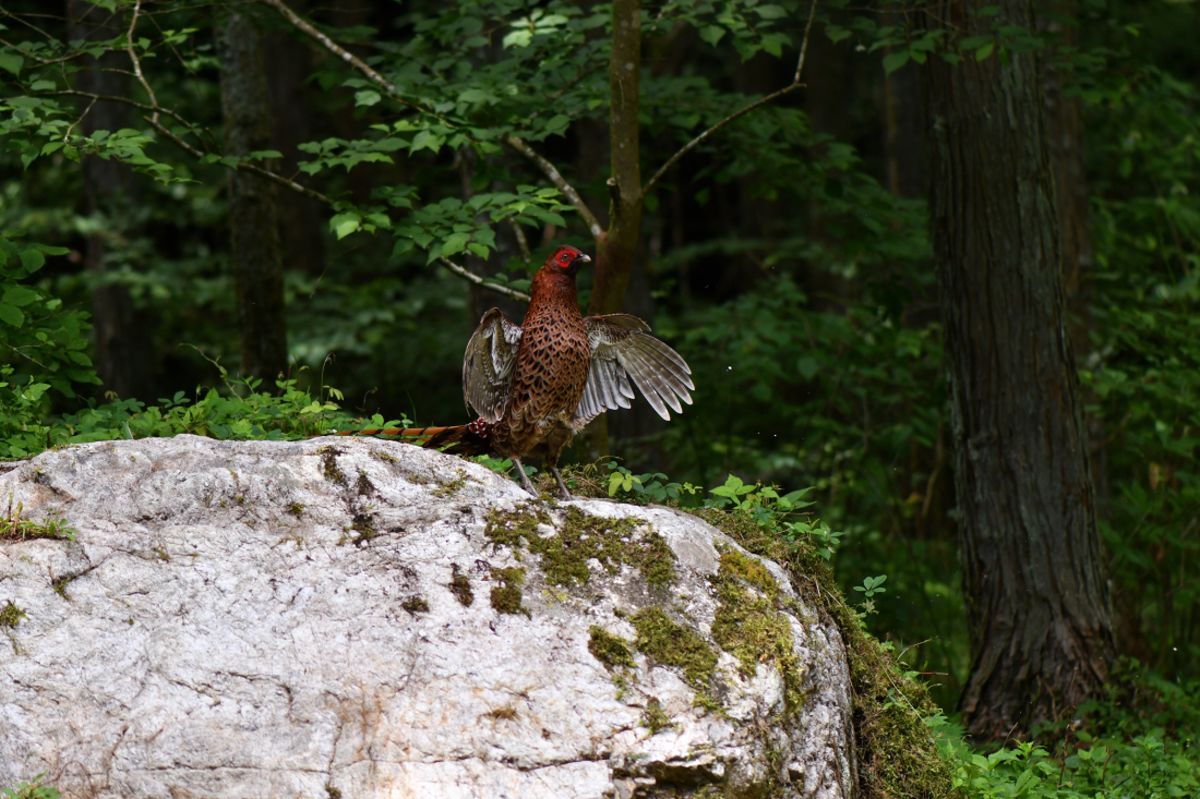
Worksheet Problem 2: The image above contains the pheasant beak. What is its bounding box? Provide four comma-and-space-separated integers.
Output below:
577, 253, 592, 264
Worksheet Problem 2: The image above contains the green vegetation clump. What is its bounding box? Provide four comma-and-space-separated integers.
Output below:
696, 506, 957, 799
449, 564, 474, 606
0, 502, 76, 542
433, 470, 468, 498
319, 448, 348, 487
588, 625, 637, 671
485, 505, 676, 589
641, 697, 672, 734
0, 775, 61, 799
400, 595, 429, 614
489, 567, 528, 616
0, 600, 26, 628
342, 512, 377, 546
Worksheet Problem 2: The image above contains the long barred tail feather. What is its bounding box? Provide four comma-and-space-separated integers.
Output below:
336, 419, 492, 456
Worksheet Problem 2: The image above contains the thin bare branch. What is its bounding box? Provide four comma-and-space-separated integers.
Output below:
125, 0, 160, 125
641, 0, 820, 200
438, 257, 531, 302
64, 95, 96, 141
508, 219, 532, 264
258, 0, 446, 122
504, 134, 604, 238
794, 0, 820, 83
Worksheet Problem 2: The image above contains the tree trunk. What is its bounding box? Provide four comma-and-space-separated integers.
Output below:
589, 0, 642, 317
219, 10, 288, 382
923, 0, 1115, 741
265, 14, 325, 281
67, 0, 152, 400
582, 0, 643, 457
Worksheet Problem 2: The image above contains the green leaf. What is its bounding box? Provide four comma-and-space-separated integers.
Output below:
826, 25, 851, 44
329, 212, 361, 240
0, 302, 25, 327
0, 52, 23, 76
19, 247, 45, 271
974, 41, 995, 61
410, 130, 444, 153
355, 90, 381, 107
882, 50, 910, 74
442, 232, 470, 256
700, 25, 725, 47
3, 285, 40, 307
755, 4, 787, 20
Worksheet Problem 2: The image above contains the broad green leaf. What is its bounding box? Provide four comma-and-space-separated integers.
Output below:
0, 302, 25, 327
19, 247, 45, 271
882, 50, 910, 74
3, 285, 40, 307
442, 232, 470, 256
0, 52, 23, 76
700, 25, 725, 47
330, 212, 361, 240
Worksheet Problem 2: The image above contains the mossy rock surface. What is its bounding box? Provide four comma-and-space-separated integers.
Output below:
0, 437, 861, 798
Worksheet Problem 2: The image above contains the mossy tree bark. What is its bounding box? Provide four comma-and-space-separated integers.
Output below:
922, 0, 1116, 741
219, 9, 288, 382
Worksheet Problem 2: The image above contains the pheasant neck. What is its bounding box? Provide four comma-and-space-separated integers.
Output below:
528, 268, 581, 314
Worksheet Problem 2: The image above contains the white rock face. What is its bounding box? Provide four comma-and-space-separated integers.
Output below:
0, 436, 854, 798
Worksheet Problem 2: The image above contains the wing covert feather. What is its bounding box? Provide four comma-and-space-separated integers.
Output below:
462, 308, 522, 422
575, 314, 694, 426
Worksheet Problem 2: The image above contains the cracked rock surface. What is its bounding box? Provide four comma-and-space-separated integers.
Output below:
0, 436, 854, 798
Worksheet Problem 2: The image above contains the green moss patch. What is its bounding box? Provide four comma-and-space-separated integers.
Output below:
485, 505, 676, 590
641, 697, 672, 734
588, 625, 637, 670
400, 596, 429, 615
711, 549, 807, 713
0, 600, 26, 628
319, 448, 348, 486
695, 507, 957, 799
449, 564, 474, 606
490, 567, 528, 616
433, 470, 468, 498
631, 607, 719, 704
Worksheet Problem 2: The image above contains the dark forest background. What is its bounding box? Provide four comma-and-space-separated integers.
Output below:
2, 0, 1198, 794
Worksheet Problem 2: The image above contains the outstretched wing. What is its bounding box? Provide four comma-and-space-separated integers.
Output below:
575, 314, 694, 426
463, 308, 523, 422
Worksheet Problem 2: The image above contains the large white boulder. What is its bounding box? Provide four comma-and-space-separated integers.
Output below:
0, 435, 854, 798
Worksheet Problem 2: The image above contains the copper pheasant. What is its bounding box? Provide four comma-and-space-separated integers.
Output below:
377, 244, 694, 498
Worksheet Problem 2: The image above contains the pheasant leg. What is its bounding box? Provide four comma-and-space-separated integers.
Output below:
512, 457, 538, 496
550, 465, 573, 500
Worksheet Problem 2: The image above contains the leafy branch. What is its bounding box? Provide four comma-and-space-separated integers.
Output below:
259, 0, 604, 243
641, 0, 820, 200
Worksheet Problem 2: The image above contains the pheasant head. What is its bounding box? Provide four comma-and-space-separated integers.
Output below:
541, 244, 591, 276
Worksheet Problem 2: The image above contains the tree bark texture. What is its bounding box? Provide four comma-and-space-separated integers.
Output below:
589, 0, 642, 317
219, 10, 288, 381
67, 0, 152, 400
923, 0, 1115, 740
